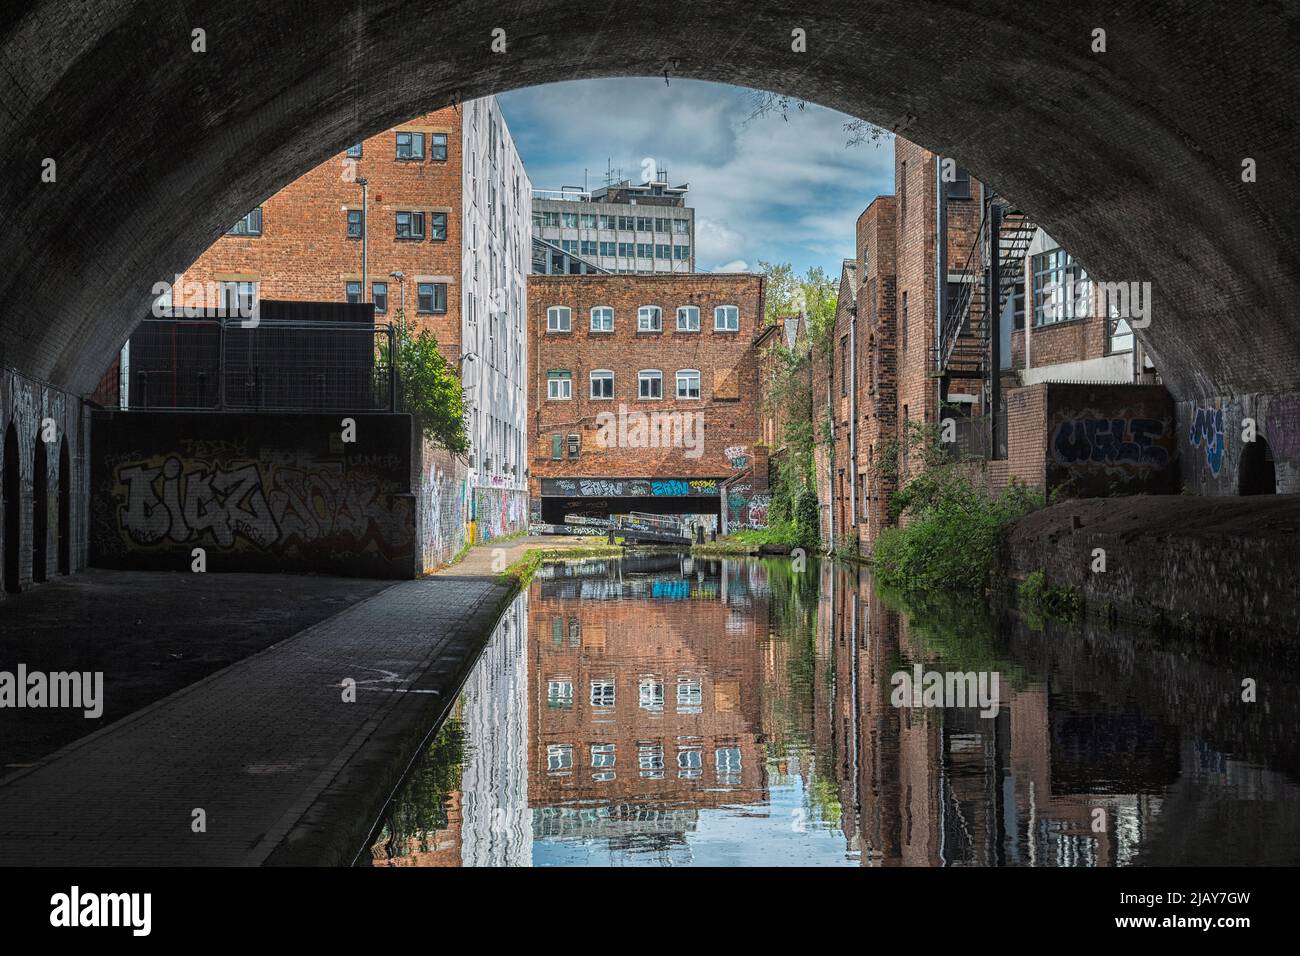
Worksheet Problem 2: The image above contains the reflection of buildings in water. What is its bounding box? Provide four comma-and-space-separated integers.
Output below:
528, 569, 771, 842
814, 562, 1183, 867
460, 591, 532, 867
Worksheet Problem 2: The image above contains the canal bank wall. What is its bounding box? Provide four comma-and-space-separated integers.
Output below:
1000, 495, 1300, 652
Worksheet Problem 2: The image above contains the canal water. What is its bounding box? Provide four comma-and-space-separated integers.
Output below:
361, 554, 1300, 867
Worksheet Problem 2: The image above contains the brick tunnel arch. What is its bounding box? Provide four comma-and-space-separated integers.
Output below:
0, 1, 1296, 403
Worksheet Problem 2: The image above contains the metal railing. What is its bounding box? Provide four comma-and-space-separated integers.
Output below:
123, 318, 396, 412
941, 410, 1007, 463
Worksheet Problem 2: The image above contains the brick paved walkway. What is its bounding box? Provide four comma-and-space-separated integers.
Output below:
0, 537, 593, 866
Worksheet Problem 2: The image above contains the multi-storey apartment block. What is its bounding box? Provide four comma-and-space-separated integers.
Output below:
531, 176, 695, 275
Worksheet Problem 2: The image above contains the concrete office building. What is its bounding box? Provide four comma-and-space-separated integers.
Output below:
531, 175, 696, 275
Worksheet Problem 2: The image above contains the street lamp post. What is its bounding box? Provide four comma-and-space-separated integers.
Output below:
389, 270, 405, 330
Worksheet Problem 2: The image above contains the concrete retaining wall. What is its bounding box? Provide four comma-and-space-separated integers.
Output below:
90, 411, 416, 577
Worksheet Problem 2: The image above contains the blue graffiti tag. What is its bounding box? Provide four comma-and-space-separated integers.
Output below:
651, 479, 690, 496
1188, 406, 1226, 477
1052, 417, 1171, 469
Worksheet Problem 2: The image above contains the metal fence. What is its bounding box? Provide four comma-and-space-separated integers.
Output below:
941, 409, 1008, 462
122, 318, 396, 412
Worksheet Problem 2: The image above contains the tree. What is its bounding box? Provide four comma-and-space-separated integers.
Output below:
745, 90, 888, 149
389, 319, 469, 454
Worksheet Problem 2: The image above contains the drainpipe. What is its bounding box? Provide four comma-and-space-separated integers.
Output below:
825, 378, 834, 548
356, 177, 369, 303
935, 158, 944, 415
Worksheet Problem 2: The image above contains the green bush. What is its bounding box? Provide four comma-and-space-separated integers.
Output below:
391, 323, 468, 453
873, 472, 1043, 594
794, 488, 821, 547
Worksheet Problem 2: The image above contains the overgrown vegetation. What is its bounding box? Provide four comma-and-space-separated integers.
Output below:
874, 469, 1044, 594
1017, 570, 1082, 623
390, 319, 469, 454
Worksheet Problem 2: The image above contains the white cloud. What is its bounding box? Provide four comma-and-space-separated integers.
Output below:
713, 259, 749, 273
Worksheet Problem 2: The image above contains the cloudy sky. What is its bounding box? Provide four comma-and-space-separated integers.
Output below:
498, 78, 894, 276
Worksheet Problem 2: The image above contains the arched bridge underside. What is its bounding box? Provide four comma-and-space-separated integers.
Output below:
0, 0, 1296, 400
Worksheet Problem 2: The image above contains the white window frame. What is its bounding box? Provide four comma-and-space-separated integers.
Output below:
590, 306, 614, 332
676, 369, 701, 400
638, 305, 662, 332
714, 304, 740, 331
639, 679, 665, 711
547, 680, 574, 709
590, 680, 616, 708
638, 369, 663, 400
676, 305, 700, 331
546, 306, 571, 332
546, 744, 573, 772
589, 369, 614, 400
590, 744, 616, 768
547, 372, 572, 401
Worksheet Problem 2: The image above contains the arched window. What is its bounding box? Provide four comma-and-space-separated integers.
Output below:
590, 306, 613, 332
590, 369, 614, 399
676, 369, 701, 399
714, 304, 739, 331
638, 369, 663, 400
638, 306, 662, 332
547, 306, 571, 332
676, 306, 700, 331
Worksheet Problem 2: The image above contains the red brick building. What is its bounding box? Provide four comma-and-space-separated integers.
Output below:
527, 272, 767, 526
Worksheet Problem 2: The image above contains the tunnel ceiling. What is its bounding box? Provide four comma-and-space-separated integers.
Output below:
0, 0, 1297, 400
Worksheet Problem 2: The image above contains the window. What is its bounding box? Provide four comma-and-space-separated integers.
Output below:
416, 282, 446, 314
1032, 248, 1091, 326
395, 131, 424, 160
677, 747, 703, 778
655, 243, 672, 259
598, 241, 616, 257
228, 207, 262, 236
346, 209, 363, 239
429, 212, 448, 241
618, 242, 635, 257
674, 245, 690, 260
344, 281, 362, 304
590, 369, 614, 399
591, 744, 616, 768
547, 680, 573, 710
547, 370, 572, 400
541, 210, 560, 228
429, 132, 448, 161
617, 215, 635, 230
677, 678, 702, 711
639, 369, 663, 400
714, 305, 739, 331
1109, 316, 1134, 354
560, 239, 578, 254
639, 743, 665, 778
396, 210, 425, 239
599, 214, 617, 229
561, 212, 578, 229
654, 217, 670, 232
372, 282, 388, 313
676, 369, 701, 399
637, 306, 662, 332
639, 679, 664, 712
715, 747, 742, 784
945, 164, 972, 199
579, 213, 597, 229
551, 433, 563, 460
635, 216, 653, 232
590, 306, 613, 332
580, 240, 598, 256
636, 242, 653, 258
672, 219, 689, 234
547, 306, 572, 332
590, 681, 616, 708
676, 306, 700, 331
345, 143, 362, 159
546, 744, 572, 772
567, 433, 580, 460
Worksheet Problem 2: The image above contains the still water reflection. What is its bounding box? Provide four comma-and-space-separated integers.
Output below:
362, 555, 1300, 867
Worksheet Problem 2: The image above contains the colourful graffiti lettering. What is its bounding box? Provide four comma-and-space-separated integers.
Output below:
1051, 417, 1172, 469
651, 479, 690, 496
1188, 406, 1226, 476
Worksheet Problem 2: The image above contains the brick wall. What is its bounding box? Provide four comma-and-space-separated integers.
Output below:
175, 108, 465, 365
527, 273, 766, 498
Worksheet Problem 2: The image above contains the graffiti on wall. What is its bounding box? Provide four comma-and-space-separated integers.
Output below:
540, 477, 720, 498
111, 454, 410, 553
1188, 405, 1226, 476
1264, 396, 1300, 461
473, 486, 526, 543
725, 481, 771, 530
724, 445, 749, 469
1050, 415, 1174, 470
419, 454, 467, 568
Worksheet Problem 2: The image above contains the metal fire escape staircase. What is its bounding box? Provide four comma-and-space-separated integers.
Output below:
933, 198, 1036, 402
